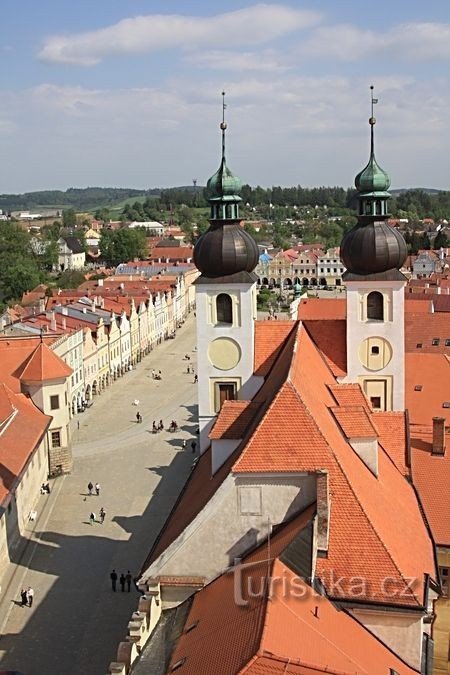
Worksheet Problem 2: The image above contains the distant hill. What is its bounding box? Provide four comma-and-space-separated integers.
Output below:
391, 188, 443, 195
0, 187, 159, 212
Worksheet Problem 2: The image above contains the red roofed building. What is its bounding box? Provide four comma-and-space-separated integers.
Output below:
0, 381, 52, 572
0, 337, 73, 474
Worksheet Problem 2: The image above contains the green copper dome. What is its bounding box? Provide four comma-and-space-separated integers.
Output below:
355, 117, 390, 193
355, 155, 391, 193
206, 158, 242, 201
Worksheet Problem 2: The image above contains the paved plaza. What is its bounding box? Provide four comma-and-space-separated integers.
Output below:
0, 316, 198, 675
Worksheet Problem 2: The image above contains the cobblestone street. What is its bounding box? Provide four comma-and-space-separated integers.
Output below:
0, 316, 198, 675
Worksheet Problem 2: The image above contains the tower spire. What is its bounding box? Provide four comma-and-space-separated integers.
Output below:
369, 85, 378, 157
220, 90, 227, 163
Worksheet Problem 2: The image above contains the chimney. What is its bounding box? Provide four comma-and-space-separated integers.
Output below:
98, 278, 104, 287
50, 311, 57, 332
432, 417, 446, 455
62, 317, 67, 330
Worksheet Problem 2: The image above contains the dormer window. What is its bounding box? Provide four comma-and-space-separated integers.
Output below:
216, 294, 232, 324
367, 291, 384, 321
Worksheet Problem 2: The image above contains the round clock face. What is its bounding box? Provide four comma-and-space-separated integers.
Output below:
208, 337, 241, 370
358, 337, 392, 371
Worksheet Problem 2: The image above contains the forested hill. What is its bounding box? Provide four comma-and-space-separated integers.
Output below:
0, 187, 159, 212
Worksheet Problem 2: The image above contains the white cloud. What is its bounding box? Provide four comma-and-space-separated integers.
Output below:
38, 4, 322, 66
3, 73, 450, 193
184, 49, 289, 72
300, 22, 450, 61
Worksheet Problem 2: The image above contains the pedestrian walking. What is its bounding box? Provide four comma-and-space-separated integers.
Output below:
152, 421, 158, 434
182, 439, 186, 448
191, 441, 197, 453
77, 420, 80, 431
89, 511, 96, 525
158, 419, 164, 431
95, 482, 100, 496
20, 588, 28, 607
27, 587, 34, 608
193, 374, 198, 383
151, 369, 155, 379
110, 569, 118, 592
136, 411, 142, 423
119, 573, 126, 592
125, 571, 132, 592
100, 507, 106, 524
87, 481, 93, 495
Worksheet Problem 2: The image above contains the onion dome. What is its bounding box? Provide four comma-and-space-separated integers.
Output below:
194, 222, 259, 277
207, 157, 242, 200
341, 221, 407, 274
340, 86, 407, 276
194, 92, 259, 278
355, 152, 391, 193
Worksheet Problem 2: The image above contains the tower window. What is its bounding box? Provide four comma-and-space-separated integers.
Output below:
371, 346, 380, 355
216, 293, 232, 324
367, 291, 384, 321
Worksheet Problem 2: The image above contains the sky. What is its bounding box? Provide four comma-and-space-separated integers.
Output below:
1, 0, 450, 193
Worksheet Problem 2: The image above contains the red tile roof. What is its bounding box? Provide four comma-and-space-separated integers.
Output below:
16, 342, 72, 382
0, 383, 51, 506
405, 353, 450, 427
298, 298, 346, 320
434, 295, 450, 312
303, 320, 346, 377
375, 411, 409, 476
168, 509, 417, 675
234, 325, 435, 606
209, 401, 261, 440
0, 336, 60, 392
331, 405, 378, 438
328, 383, 370, 410
405, 312, 450, 354
254, 320, 295, 376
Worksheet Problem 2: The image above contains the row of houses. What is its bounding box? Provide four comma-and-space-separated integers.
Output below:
1, 271, 197, 419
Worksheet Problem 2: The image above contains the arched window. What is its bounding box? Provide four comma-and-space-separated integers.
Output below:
216, 293, 232, 324
367, 291, 384, 321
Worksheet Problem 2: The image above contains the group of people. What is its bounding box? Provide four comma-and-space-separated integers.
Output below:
152, 420, 165, 433
168, 420, 178, 432
110, 569, 133, 592
20, 586, 34, 607
87, 481, 101, 496
89, 507, 106, 525
151, 369, 162, 380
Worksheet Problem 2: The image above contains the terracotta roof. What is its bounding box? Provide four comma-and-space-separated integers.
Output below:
434, 295, 450, 312
16, 342, 72, 382
209, 401, 261, 440
405, 353, 450, 427
234, 325, 435, 606
297, 298, 346, 320
328, 384, 370, 410
254, 320, 295, 376
0, 384, 15, 425
303, 320, 346, 377
406, 352, 450, 544
0, 383, 51, 506
404, 298, 433, 312
405, 312, 450, 354
148, 246, 193, 259
0, 336, 59, 392
168, 509, 417, 675
375, 411, 409, 476
331, 405, 378, 438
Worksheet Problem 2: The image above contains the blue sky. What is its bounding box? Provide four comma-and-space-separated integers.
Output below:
1, 0, 450, 193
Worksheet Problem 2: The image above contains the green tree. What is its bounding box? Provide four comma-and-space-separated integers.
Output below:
433, 230, 448, 250
100, 228, 147, 266
62, 208, 77, 228
0, 222, 42, 306
57, 269, 86, 289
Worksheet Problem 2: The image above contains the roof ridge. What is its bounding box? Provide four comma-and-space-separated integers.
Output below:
285, 381, 421, 607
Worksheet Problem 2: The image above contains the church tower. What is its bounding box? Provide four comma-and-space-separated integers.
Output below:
341, 88, 407, 412
194, 93, 260, 451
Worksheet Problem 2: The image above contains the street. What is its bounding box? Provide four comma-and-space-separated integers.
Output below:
0, 316, 198, 675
